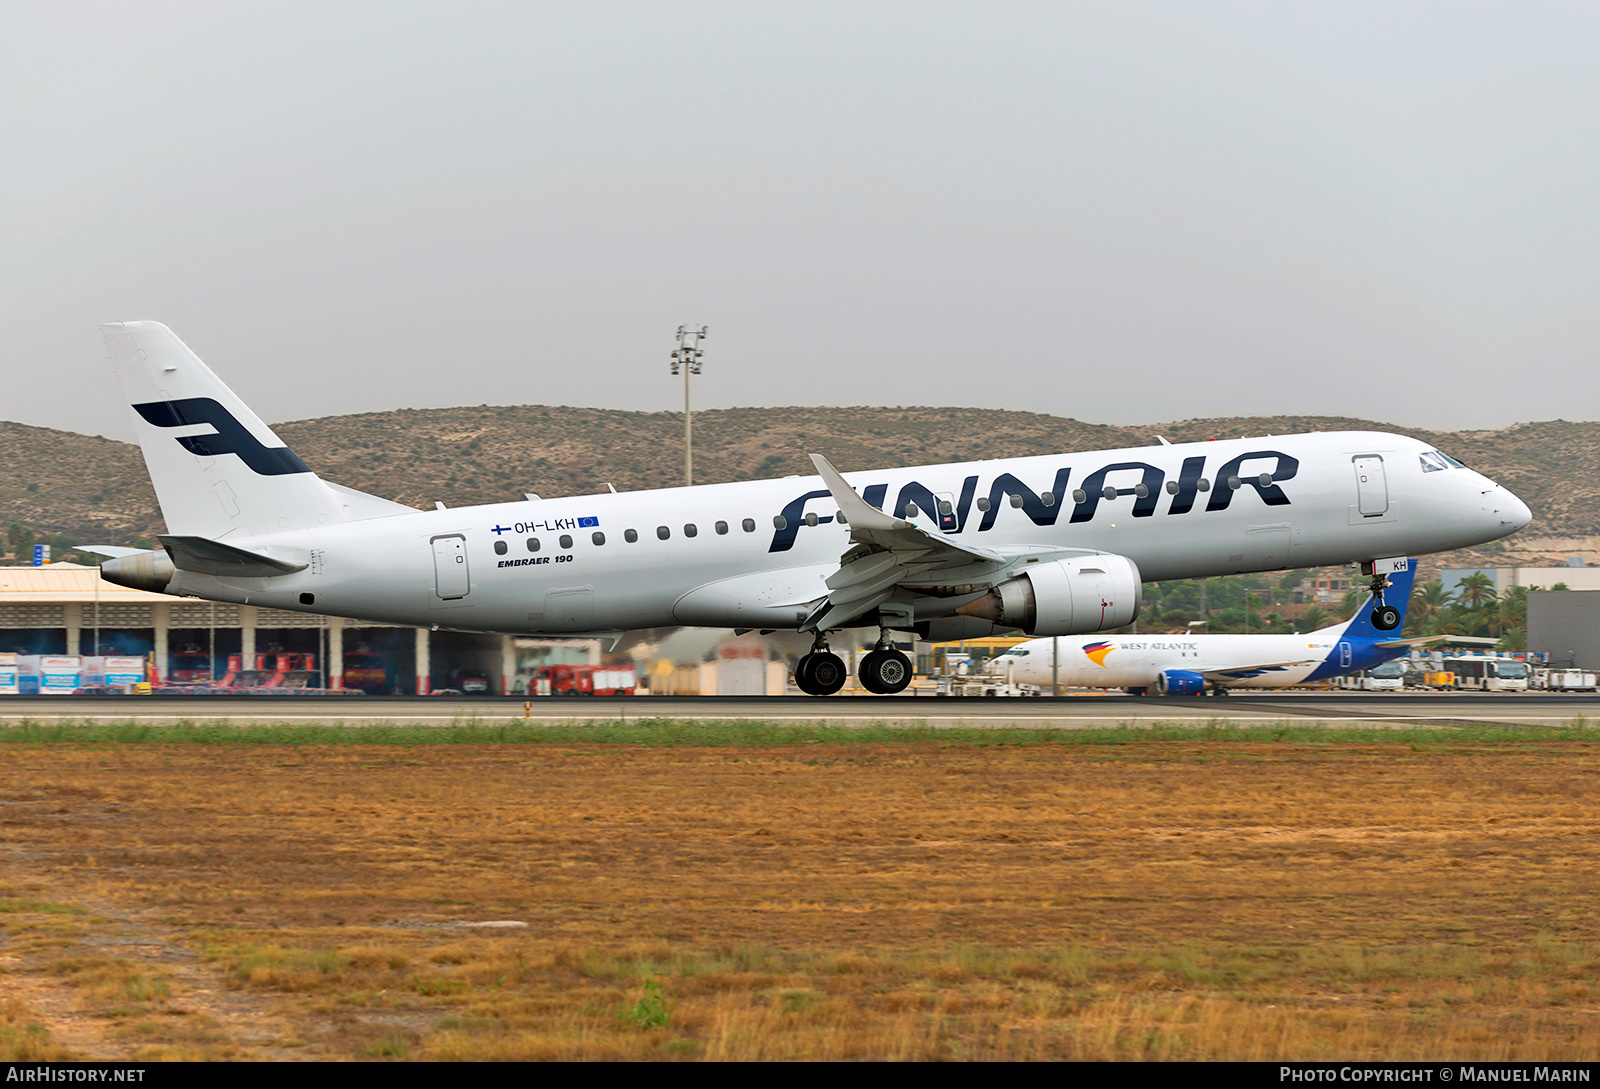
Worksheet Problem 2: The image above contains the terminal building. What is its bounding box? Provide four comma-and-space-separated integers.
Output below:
0, 563, 596, 693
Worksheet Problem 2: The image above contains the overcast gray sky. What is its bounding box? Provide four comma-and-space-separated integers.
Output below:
4, 1, 1596, 440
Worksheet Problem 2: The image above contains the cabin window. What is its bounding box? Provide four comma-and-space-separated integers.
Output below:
1257, 472, 1273, 488
493, 540, 508, 555
1072, 489, 1088, 504
1227, 475, 1242, 490
1101, 486, 1117, 500
657, 526, 671, 540
805, 512, 819, 526
526, 538, 540, 552
773, 515, 787, 530
592, 531, 605, 546
1197, 478, 1211, 492
976, 497, 991, 511
1165, 481, 1179, 494
1009, 494, 1023, 508
1134, 483, 1149, 498
715, 521, 729, 535
742, 518, 756, 532
837, 510, 848, 525
684, 523, 698, 537
625, 529, 639, 543
559, 534, 573, 549
1040, 491, 1055, 507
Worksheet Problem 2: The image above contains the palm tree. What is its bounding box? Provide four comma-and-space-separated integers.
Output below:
1455, 572, 1498, 611
1413, 582, 1453, 634
1341, 588, 1364, 619
1440, 573, 1495, 636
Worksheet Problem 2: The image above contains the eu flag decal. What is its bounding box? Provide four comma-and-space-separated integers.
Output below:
578, 516, 600, 528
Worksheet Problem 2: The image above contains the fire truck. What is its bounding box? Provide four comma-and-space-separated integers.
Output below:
528, 664, 637, 696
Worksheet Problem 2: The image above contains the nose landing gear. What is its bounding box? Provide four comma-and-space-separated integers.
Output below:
1362, 561, 1402, 631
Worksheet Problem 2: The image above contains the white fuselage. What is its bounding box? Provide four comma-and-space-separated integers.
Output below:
163, 431, 1528, 637
993, 630, 1347, 690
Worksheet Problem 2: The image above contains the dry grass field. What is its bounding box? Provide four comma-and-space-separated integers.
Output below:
2, 733, 1599, 1060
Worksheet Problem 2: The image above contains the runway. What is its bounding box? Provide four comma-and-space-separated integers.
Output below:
2, 690, 1597, 728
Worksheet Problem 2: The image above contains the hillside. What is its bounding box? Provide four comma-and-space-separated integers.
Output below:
2, 407, 1596, 570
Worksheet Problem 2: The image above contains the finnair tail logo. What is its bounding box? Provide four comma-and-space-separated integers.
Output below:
133, 398, 311, 476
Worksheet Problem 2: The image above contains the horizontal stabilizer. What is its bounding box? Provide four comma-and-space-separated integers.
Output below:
158, 535, 307, 577
75, 544, 145, 559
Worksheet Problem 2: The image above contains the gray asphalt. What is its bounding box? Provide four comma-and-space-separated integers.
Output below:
2, 690, 1595, 728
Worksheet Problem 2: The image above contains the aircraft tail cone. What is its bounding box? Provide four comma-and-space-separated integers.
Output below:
99, 550, 176, 595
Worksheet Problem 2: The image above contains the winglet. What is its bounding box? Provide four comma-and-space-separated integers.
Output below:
808, 454, 909, 532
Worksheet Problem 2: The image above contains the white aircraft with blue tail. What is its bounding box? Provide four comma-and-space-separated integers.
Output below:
988, 560, 1487, 695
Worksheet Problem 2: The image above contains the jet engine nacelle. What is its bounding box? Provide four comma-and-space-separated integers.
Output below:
1155, 670, 1206, 696
954, 554, 1142, 636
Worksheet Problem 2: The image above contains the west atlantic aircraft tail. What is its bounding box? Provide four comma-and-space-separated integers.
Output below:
101, 322, 413, 541
1330, 561, 1418, 639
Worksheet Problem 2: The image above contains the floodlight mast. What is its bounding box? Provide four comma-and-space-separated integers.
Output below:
670, 325, 707, 486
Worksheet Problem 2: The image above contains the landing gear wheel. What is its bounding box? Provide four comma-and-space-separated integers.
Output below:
793, 654, 814, 695
858, 649, 913, 694
1364, 565, 1401, 631
795, 651, 847, 696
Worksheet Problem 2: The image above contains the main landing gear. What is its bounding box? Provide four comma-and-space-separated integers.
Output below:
794, 639, 848, 696
1362, 562, 1402, 631
858, 632, 913, 695
793, 633, 915, 696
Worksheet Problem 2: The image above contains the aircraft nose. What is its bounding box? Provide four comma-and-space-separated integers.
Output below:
1478, 475, 1532, 533
1501, 489, 1533, 532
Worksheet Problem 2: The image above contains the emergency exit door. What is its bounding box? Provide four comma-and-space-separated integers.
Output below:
432, 535, 470, 600
1353, 455, 1389, 517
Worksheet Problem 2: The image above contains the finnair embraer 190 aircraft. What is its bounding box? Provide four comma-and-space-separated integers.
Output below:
987, 559, 1467, 696
96, 322, 1532, 696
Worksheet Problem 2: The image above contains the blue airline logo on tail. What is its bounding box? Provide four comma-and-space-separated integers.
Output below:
133, 398, 311, 477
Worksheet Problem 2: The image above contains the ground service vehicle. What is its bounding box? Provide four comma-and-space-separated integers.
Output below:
528, 664, 637, 696
341, 649, 389, 693
1335, 660, 1407, 690
1542, 669, 1598, 692
1439, 655, 1529, 691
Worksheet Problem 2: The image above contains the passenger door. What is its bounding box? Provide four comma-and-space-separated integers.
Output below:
1353, 455, 1389, 517
431, 534, 470, 601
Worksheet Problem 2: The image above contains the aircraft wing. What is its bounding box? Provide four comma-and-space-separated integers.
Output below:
804, 454, 1016, 631
1199, 659, 1320, 682
1373, 635, 1499, 649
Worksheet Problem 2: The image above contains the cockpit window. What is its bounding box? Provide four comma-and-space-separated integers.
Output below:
1418, 450, 1464, 473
